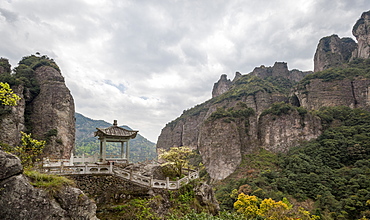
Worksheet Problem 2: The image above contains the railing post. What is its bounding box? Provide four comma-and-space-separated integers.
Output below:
84, 163, 88, 174
70, 152, 74, 166
109, 162, 113, 173
150, 175, 153, 187
60, 161, 64, 173
166, 177, 169, 189
130, 168, 133, 180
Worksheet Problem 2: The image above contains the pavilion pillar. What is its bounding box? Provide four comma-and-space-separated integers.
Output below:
102, 137, 107, 163
120, 141, 124, 159
99, 140, 103, 161
126, 141, 129, 161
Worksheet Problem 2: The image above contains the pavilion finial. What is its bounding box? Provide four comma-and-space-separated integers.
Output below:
113, 120, 117, 126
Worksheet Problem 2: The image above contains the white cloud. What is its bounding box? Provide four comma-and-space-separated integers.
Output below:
0, 0, 368, 142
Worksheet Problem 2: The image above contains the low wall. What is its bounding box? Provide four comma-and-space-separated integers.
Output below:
69, 174, 152, 206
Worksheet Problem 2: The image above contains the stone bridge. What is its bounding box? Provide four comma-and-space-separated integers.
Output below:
41, 162, 199, 190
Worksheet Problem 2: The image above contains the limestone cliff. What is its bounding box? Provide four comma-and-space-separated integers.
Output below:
314, 35, 357, 72
295, 78, 370, 111
157, 63, 317, 180
352, 10, 370, 59
0, 55, 75, 159
0, 149, 98, 220
212, 74, 232, 98
0, 84, 26, 147
28, 66, 75, 159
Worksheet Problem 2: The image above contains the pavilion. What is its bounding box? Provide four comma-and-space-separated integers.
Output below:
94, 120, 138, 163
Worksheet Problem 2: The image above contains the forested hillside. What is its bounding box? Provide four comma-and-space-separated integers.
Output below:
75, 113, 156, 162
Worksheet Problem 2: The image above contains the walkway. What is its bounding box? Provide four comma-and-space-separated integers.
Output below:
40, 162, 199, 190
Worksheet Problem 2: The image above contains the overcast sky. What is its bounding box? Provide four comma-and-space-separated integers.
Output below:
0, 0, 368, 142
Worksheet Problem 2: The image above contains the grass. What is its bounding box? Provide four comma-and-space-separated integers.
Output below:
24, 170, 75, 195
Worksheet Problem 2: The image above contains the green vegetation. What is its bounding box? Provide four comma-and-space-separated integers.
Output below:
299, 58, 370, 87
207, 102, 255, 123
0, 82, 20, 106
75, 113, 157, 163
4, 131, 46, 170
214, 106, 370, 220
260, 102, 307, 117
159, 146, 193, 178
24, 170, 75, 196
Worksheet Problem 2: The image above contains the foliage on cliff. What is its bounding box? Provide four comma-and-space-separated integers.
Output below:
300, 58, 370, 87
75, 112, 156, 162
214, 106, 370, 220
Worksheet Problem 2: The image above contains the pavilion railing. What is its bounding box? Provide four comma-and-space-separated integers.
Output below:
40, 162, 199, 190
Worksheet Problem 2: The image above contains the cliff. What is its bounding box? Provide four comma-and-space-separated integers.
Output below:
352, 10, 370, 59
314, 10, 370, 72
28, 66, 75, 159
157, 63, 320, 180
0, 149, 98, 219
157, 11, 370, 181
0, 55, 75, 159
313, 35, 357, 72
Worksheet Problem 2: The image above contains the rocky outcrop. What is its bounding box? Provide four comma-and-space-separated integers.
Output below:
157, 10, 370, 181
295, 78, 370, 111
250, 62, 311, 82
0, 85, 26, 147
28, 66, 75, 159
352, 10, 370, 59
212, 74, 232, 98
259, 110, 322, 153
0, 150, 98, 220
0, 58, 75, 159
314, 35, 357, 72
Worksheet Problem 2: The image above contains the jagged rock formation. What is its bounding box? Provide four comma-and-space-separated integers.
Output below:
0, 150, 98, 219
258, 110, 322, 153
314, 10, 370, 72
314, 35, 357, 72
158, 11, 370, 181
352, 10, 370, 59
212, 74, 232, 98
158, 63, 318, 180
250, 62, 311, 82
0, 57, 75, 159
295, 78, 370, 111
28, 66, 75, 159
0, 85, 26, 147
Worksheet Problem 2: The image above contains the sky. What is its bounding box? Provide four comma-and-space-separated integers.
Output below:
0, 0, 369, 142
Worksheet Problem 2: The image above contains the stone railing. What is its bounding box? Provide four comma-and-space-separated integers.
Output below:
43, 153, 129, 166
41, 161, 199, 190
41, 163, 113, 175
113, 167, 199, 190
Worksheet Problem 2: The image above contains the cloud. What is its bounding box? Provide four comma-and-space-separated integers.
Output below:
0, 0, 368, 142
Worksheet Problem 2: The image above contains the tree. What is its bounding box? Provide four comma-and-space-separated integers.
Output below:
0, 82, 20, 106
159, 146, 193, 177
234, 193, 319, 220
12, 132, 46, 169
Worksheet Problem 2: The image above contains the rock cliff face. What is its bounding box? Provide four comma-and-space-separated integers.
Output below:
295, 78, 370, 111
0, 57, 75, 159
157, 63, 320, 180
258, 111, 322, 153
212, 74, 232, 98
0, 85, 26, 147
352, 10, 370, 59
158, 11, 370, 181
314, 35, 357, 72
0, 150, 98, 220
29, 66, 75, 159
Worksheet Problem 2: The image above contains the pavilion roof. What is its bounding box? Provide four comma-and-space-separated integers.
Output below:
94, 120, 138, 139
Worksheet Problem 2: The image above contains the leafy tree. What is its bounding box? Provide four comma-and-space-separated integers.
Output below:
0, 82, 20, 106
159, 146, 193, 177
8, 132, 46, 169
